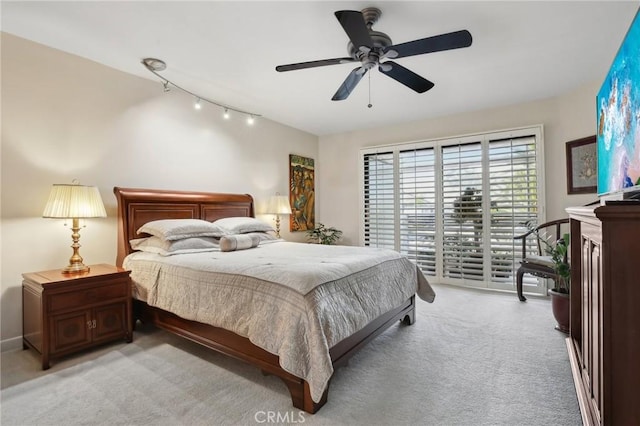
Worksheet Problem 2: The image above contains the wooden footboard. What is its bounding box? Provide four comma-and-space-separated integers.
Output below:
134, 295, 415, 413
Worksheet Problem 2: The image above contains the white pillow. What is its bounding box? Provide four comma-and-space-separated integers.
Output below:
130, 236, 220, 256
137, 219, 227, 240
219, 234, 261, 252
213, 217, 274, 234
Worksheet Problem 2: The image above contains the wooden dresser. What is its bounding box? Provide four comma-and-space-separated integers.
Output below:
566, 202, 640, 425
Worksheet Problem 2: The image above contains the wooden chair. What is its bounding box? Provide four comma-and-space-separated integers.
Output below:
513, 218, 569, 301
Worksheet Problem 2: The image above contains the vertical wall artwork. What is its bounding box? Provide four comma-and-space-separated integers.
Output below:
566, 136, 597, 194
289, 154, 315, 232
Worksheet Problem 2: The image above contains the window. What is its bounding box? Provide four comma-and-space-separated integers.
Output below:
361, 126, 545, 293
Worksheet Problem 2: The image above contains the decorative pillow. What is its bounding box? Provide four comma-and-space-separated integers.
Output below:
137, 219, 226, 240
219, 234, 261, 252
213, 217, 274, 234
243, 232, 278, 242
130, 236, 220, 256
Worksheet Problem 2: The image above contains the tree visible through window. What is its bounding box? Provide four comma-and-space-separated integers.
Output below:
361, 127, 544, 293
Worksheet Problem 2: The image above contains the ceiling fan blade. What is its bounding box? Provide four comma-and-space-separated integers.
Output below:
332, 67, 368, 101
335, 10, 374, 50
385, 30, 472, 59
378, 61, 434, 93
276, 57, 356, 72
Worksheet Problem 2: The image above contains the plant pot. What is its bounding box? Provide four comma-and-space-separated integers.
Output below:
549, 288, 570, 333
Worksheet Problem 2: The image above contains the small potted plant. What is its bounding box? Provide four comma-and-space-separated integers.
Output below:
528, 221, 571, 332
306, 223, 343, 245
547, 234, 570, 293
547, 234, 570, 333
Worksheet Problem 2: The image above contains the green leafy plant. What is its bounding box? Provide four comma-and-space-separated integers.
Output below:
549, 234, 570, 291
306, 223, 343, 245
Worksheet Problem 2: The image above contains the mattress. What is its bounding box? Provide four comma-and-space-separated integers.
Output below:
124, 241, 435, 402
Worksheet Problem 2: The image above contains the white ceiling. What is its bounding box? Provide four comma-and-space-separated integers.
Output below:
2, 1, 638, 136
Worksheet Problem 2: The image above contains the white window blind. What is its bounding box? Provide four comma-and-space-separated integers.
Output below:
488, 136, 538, 284
363, 151, 395, 249
399, 148, 436, 274
361, 126, 544, 293
442, 142, 484, 280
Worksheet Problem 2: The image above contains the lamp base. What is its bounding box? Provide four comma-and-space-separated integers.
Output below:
62, 262, 90, 274
62, 217, 90, 274
275, 214, 281, 239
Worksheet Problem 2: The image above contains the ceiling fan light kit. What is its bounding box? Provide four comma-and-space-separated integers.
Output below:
276, 7, 472, 102
141, 58, 260, 124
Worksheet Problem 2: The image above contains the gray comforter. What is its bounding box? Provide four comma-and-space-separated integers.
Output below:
124, 241, 435, 402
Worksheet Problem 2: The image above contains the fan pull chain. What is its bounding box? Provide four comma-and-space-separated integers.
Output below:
368, 72, 373, 108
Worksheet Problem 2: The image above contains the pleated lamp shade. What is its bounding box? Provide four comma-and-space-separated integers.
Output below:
266, 194, 292, 215
42, 183, 106, 273
43, 184, 107, 219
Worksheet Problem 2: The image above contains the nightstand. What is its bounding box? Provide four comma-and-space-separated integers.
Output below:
22, 264, 132, 370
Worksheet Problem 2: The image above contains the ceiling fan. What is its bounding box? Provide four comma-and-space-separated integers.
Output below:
275, 7, 472, 101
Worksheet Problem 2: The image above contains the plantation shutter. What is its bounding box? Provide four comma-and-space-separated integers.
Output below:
441, 142, 484, 280
399, 147, 436, 274
363, 151, 395, 249
488, 136, 539, 285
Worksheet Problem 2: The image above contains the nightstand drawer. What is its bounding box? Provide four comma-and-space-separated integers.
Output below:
48, 281, 128, 312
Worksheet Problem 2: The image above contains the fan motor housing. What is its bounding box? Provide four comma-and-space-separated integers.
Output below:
347, 30, 393, 58
347, 7, 392, 67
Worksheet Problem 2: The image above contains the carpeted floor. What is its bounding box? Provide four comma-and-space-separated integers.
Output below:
1, 284, 581, 425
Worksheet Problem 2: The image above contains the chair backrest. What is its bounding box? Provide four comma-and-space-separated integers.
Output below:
514, 218, 570, 259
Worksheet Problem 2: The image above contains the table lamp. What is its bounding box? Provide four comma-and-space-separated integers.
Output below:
42, 182, 107, 274
266, 192, 292, 238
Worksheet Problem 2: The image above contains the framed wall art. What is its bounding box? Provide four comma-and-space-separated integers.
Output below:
289, 154, 315, 231
566, 135, 597, 194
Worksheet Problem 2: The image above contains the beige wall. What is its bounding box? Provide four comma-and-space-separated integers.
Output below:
0, 34, 318, 346
316, 81, 600, 246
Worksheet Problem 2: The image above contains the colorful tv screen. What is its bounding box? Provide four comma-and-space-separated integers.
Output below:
597, 8, 640, 196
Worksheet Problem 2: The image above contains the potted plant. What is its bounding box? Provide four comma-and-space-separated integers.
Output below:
547, 234, 570, 293
546, 234, 570, 332
306, 223, 343, 245
528, 222, 571, 332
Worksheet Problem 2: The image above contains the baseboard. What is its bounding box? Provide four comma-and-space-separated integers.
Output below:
1, 336, 23, 352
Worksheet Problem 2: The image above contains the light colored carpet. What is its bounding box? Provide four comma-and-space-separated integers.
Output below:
1, 284, 580, 425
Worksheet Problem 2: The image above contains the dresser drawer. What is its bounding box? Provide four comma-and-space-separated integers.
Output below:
48, 281, 128, 312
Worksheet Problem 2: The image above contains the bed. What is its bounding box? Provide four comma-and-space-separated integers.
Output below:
114, 187, 434, 413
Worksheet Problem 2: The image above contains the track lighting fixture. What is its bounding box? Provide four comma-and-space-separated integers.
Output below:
223, 109, 230, 120
142, 58, 260, 125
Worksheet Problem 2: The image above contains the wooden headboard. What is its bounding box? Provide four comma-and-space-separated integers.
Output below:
114, 187, 255, 266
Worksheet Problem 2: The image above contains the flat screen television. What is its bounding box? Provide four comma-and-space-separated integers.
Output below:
596, 7, 640, 199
